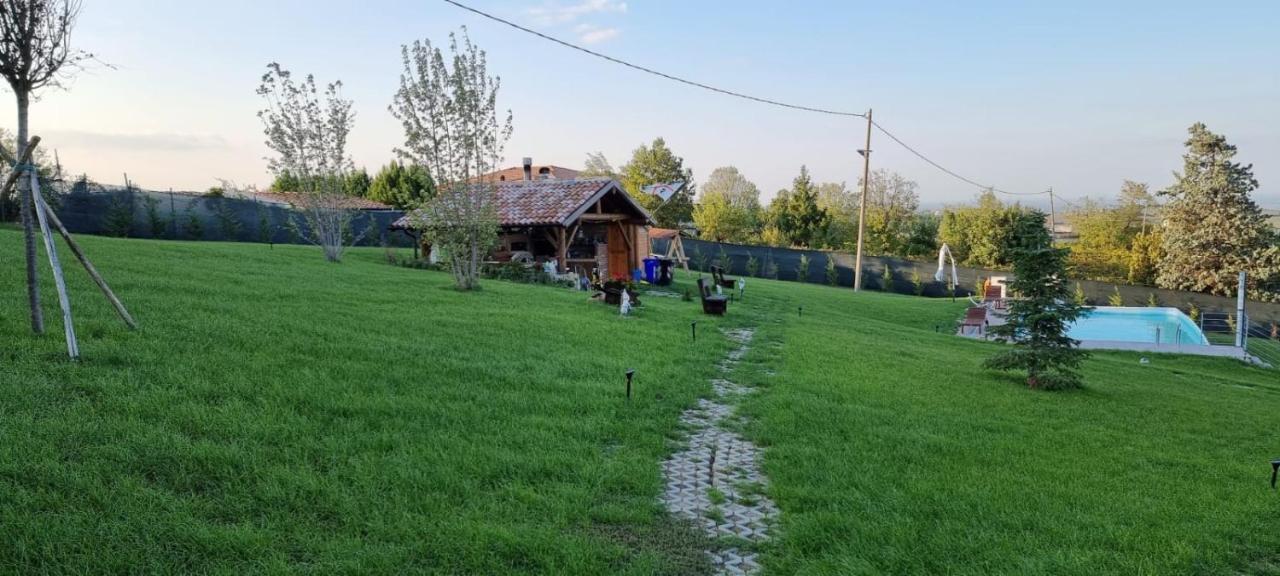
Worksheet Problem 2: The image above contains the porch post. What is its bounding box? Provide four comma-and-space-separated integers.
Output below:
557, 227, 568, 273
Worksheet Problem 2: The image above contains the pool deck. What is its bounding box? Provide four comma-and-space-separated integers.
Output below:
957, 306, 1254, 361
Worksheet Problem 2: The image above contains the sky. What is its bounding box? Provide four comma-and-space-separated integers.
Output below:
13, 0, 1280, 209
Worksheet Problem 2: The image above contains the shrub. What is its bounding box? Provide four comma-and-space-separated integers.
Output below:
1072, 282, 1088, 306
143, 195, 165, 238
694, 249, 710, 273
911, 269, 925, 296
1108, 286, 1124, 306
746, 254, 760, 278
211, 198, 242, 240
880, 263, 893, 292
1146, 292, 1160, 307
1187, 301, 1201, 322
796, 253, 811, 283
825, 254, 838, 286
256, 202, 273, 244
483, 261, 553, 285
103, 192, 135, 237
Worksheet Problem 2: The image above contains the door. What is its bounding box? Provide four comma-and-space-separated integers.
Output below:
607, 224, 630, 280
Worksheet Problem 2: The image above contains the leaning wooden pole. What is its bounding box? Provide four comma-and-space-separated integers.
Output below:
0, 135, 41, 205
37, 192, 139, 330
30, 171, 79, 359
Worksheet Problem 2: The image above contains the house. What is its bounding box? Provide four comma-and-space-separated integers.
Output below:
392, 175, 654, 278
479, 160, 580, 182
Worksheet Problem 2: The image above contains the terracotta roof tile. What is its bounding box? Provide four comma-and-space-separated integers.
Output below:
393, 178, 636, 229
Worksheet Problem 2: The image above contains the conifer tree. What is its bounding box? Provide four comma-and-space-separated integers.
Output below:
985, 212, 1089, 390
1157, 123, 1279, 301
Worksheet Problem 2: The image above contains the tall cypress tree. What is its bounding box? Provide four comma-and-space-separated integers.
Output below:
1157, 123, 1279, 301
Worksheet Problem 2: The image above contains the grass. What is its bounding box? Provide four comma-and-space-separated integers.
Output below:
0, 229, 733, 574
722, 281, 1280, 575
2, 228, 1279, 574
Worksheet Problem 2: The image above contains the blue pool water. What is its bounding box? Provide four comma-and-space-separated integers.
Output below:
1068, 307, 1209, 345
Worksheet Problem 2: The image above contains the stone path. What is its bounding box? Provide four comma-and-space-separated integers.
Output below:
661, 328, 777, 575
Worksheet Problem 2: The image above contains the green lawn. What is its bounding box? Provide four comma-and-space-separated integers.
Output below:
2, 229, 1278, 574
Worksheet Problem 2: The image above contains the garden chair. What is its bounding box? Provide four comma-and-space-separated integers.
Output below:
711, 265, 736, 289
984, 285, 1007, 310
698, 278, 728, 316
961, 307, 988, 335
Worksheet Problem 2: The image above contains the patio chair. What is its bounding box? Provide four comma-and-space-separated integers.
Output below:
961, 307, 988, 335
698, 278, 728, 315
711, 265, 736, 289
984, 285, 1007, 310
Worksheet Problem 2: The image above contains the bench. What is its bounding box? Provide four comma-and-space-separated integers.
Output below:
711, 265, 736, 289
698, 278, 728, 315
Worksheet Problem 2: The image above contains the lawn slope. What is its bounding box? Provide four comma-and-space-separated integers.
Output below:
2, 229, 1278, 575
0, 230, 742, 574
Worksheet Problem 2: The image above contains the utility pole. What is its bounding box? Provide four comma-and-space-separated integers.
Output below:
1047, 187, 1056, 243
853, 108, 872, 292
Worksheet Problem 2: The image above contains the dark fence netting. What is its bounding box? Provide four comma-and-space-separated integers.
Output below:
655, 237, 1280, 324
51, 185, 412, 248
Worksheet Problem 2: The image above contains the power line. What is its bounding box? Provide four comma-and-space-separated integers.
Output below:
441, 0, 1046, 197
871, 121, 1048, 197
441, 0, 865, 118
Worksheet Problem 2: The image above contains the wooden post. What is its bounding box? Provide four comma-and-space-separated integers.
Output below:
31, 172, 79, 359
37, 191, 139, 330
0, 135, 41, 205
557, 227, 568, 273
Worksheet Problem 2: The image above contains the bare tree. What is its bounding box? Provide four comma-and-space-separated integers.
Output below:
0, 0, 91, 333
391, 28, 511, 290
256, 62, 361, 262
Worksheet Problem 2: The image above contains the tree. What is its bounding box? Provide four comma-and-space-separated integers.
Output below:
391, 28, 510, 290
984, 211, 1089, 390
344, 167, 371, 197
903, 212, 940, 259
256, 62, 360, 262
368, 161, 435, 210
580, 151, 619, 180
816, 181, 857, 249
1157, 123, 1280, 301
620, 138, 694, 228
769, 166, 829, 248
0, 0, 92, 333
270, 170, 301, 192
939, 190, 1036, 269
860, 169, 920, 256
692, 166, 761, 243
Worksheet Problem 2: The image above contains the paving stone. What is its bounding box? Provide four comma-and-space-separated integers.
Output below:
660, 328, 776, 575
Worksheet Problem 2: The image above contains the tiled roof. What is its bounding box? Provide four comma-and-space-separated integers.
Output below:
392, 178, 649, 229
256, 191, 393, 211
482, 165, 581, 182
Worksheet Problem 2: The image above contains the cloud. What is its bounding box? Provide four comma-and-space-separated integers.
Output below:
44, 130, 229, 151
527, 0, 627, 26
575, 23, 621, 44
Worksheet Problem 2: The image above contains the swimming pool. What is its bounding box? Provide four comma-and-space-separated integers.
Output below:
1068, 307, 1209, 345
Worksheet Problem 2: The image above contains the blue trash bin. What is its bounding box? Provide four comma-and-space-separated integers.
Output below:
643, 257, 660, 284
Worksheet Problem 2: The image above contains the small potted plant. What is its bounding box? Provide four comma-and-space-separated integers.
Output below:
601, 274, 641, 306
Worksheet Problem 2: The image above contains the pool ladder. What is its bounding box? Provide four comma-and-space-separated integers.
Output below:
1155, 326, 1184, 346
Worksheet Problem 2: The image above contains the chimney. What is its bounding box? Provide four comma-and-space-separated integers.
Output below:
522, 157, 533, 181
